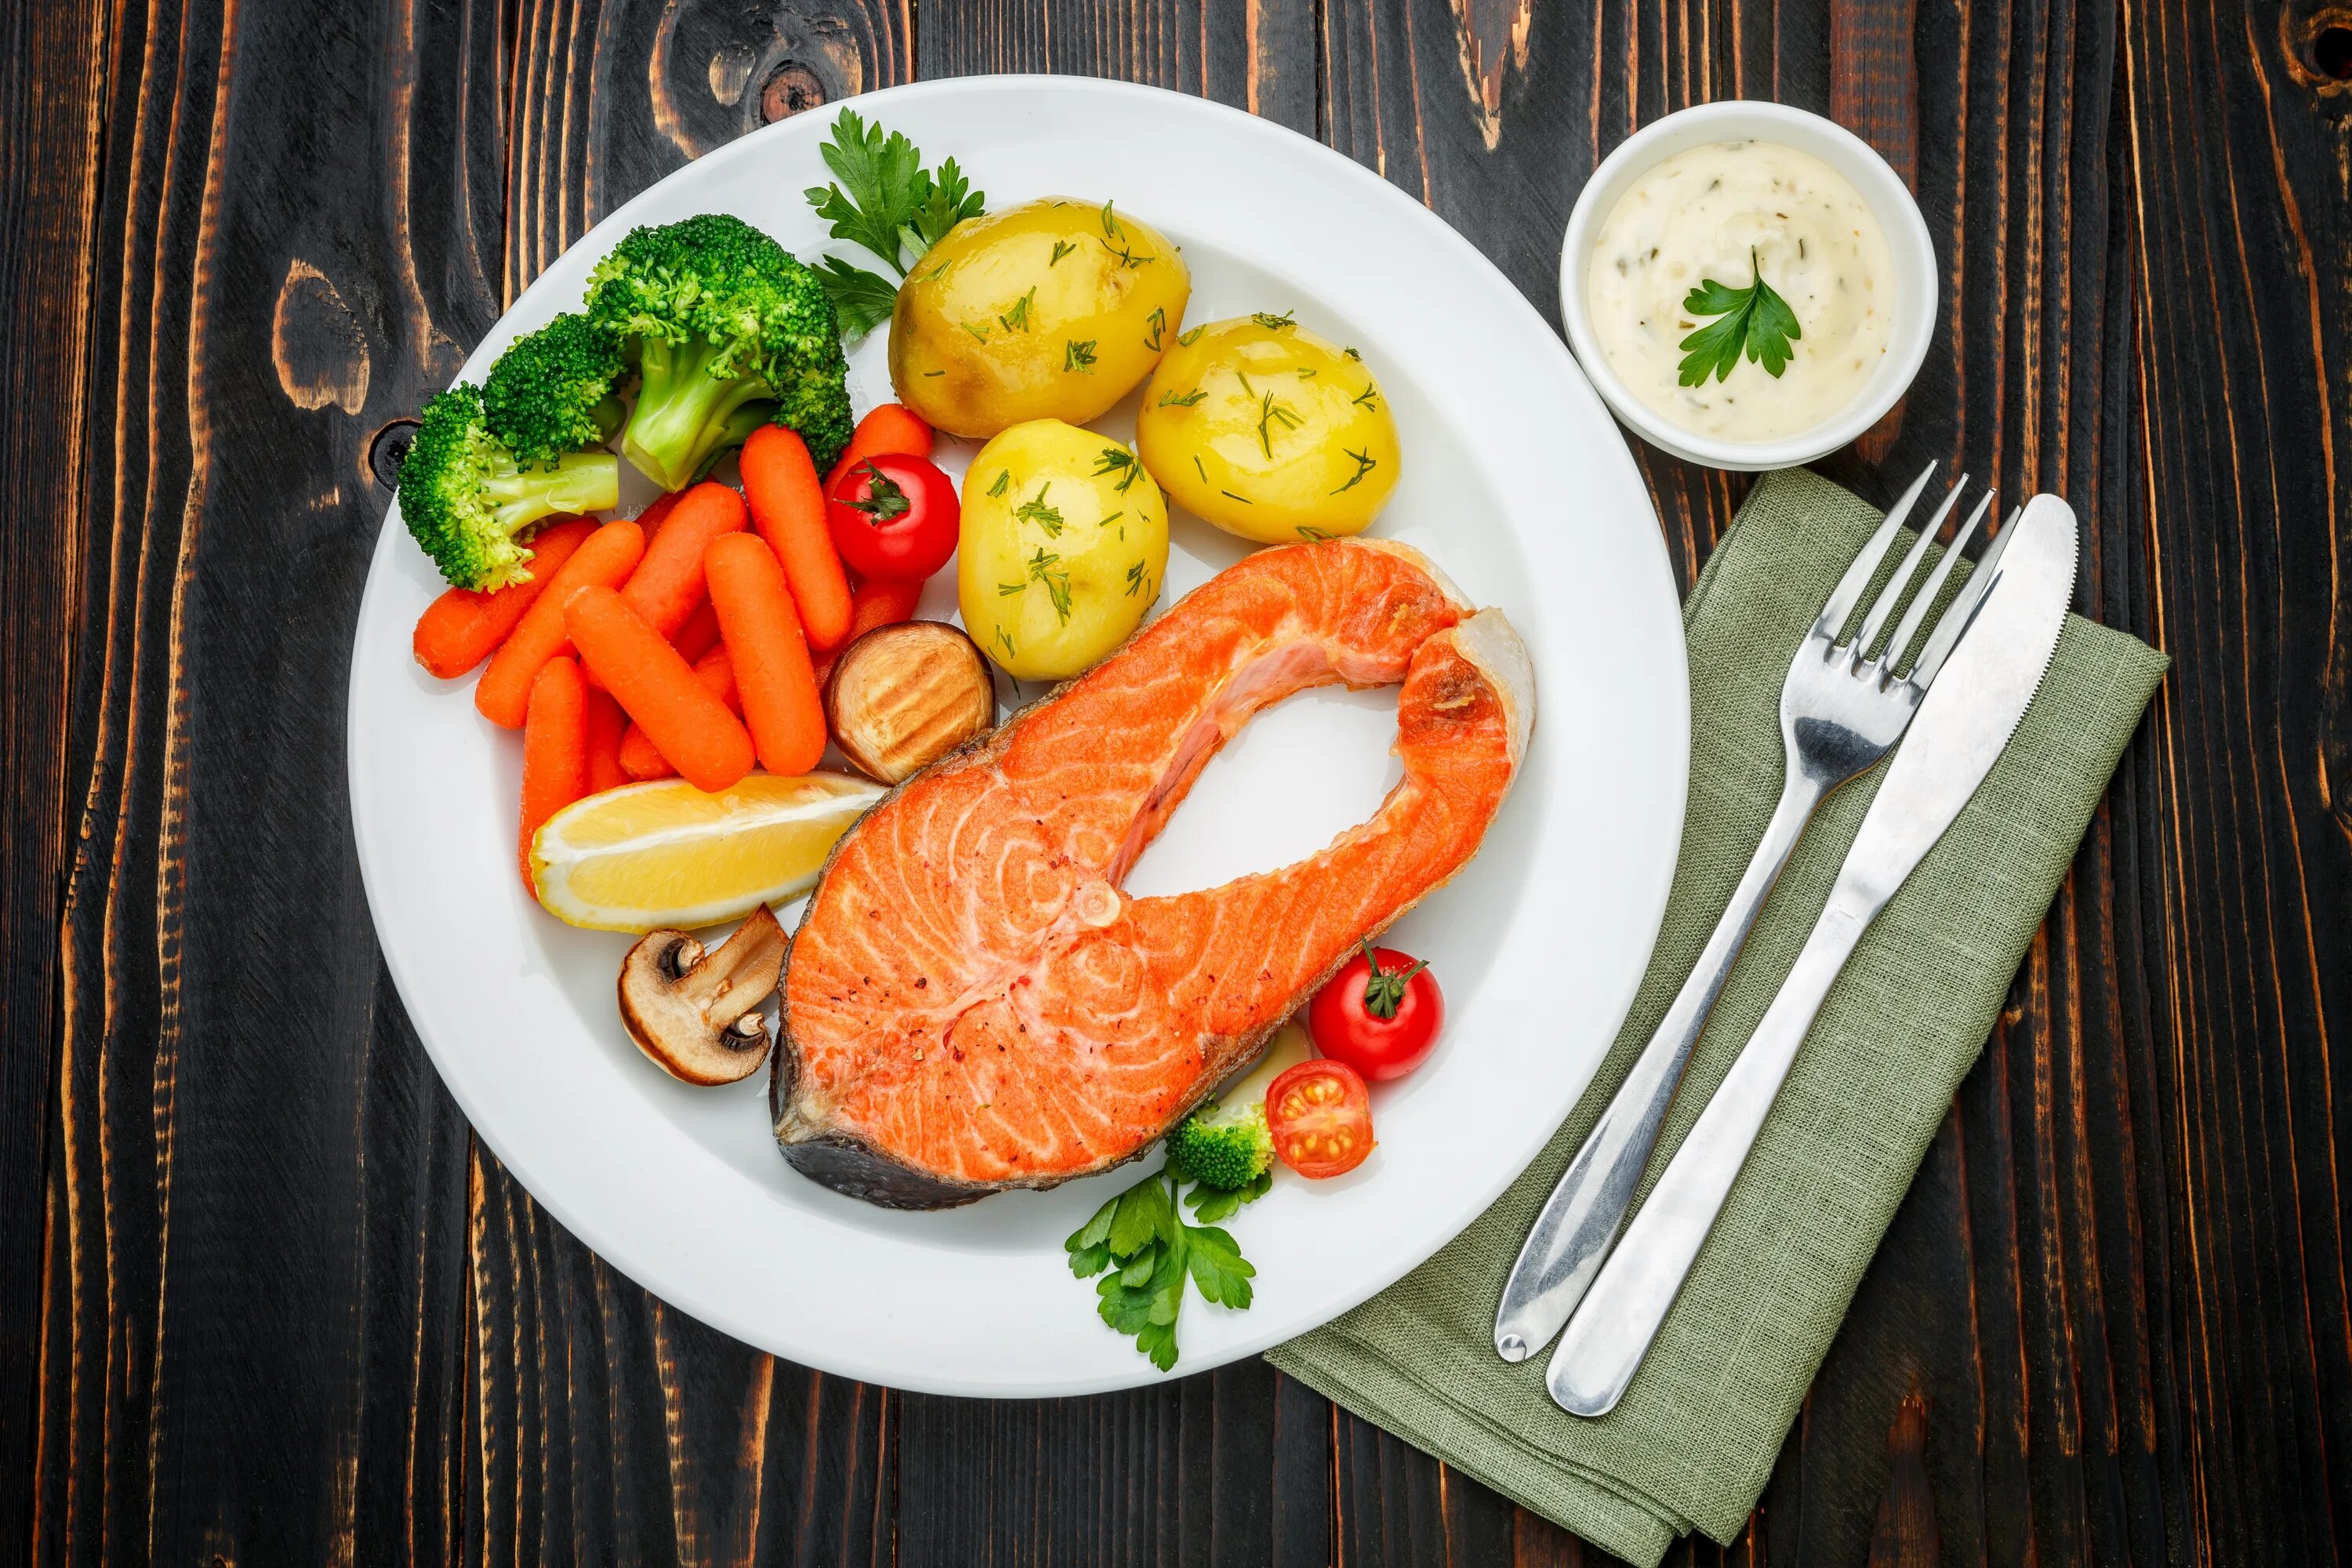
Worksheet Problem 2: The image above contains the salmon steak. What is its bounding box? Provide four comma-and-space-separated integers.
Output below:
771, 539, 1535, 1208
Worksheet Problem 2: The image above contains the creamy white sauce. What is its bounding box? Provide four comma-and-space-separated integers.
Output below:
1586, 140, 1894, 442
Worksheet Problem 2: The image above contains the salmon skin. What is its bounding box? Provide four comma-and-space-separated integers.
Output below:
771, 539, 1535, 1209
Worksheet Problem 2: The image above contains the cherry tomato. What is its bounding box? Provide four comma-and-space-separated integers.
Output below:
1307, 939, 1444, 1082
1265, 1058, 1375, 1178
825, 452, 960, 582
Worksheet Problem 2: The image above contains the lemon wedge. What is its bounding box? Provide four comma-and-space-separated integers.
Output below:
530, 772, 885, 932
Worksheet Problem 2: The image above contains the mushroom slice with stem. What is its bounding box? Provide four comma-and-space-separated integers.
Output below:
617, 903, 788, 1084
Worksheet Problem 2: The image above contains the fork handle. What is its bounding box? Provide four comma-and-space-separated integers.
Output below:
1492, 769, 1825, 1362
1544, 893, 1875, 1416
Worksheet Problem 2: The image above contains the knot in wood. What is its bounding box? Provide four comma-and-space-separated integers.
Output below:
761, 62, 826, 123
368, 419, 420, 492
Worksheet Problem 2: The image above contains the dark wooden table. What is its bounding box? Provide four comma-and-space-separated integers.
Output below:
5, 0, 2347, 1563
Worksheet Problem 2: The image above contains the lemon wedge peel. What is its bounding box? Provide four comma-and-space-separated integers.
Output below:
530, 772, 885, 933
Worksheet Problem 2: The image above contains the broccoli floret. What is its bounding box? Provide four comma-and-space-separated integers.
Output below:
1166, 1102, 1275, 1193
482, 312, 627, 464
1165, 1023, 1315, 1195
585, 212, 853, 488
397, 384, 619, 590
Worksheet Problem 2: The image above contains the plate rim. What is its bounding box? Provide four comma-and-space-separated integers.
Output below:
347, 73, 1690, 1396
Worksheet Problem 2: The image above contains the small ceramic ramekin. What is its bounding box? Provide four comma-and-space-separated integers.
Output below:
1559, 101, 1936, 472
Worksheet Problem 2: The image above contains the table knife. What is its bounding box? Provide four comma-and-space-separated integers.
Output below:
1544, 492, 2079, 1419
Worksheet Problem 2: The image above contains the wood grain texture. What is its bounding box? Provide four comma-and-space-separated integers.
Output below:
29, 0, 500, 1560
6, 0, 2345, 1564
0, 0, 112, 1558
2119, 0, 2352, 1559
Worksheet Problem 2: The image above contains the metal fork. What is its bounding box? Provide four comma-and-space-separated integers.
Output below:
1493, 466, 2011, 1363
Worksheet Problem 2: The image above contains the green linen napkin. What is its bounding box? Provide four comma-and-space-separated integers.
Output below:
1268, 468, 2167, 1566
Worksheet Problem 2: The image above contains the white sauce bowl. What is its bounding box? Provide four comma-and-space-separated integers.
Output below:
1559, 101, 1936, 471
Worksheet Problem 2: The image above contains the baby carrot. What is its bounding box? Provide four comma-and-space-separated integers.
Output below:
850, 575, 925, 637
412, 518, 594, 679
620, 480, 747, 639
583, 688, 628, 794
813, 576, 927, 687
565, 586, 753, 793
633, 488, 684, 545
670, 597, 722, 662
706, 532, 826, 775
475, 520, 644, 728
822, 403, 935, 492
739, 424, 853, 652
584, 590, 720, 695
618, 724, 673, 781
617, 648, 740, 780
518, 656, 589, 888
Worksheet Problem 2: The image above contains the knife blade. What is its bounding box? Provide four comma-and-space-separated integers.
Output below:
1543, 492, 2079, 1418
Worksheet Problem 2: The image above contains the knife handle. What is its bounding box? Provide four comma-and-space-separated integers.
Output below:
1544, 895, 1876, 1417
1493, 773, 1826, 1361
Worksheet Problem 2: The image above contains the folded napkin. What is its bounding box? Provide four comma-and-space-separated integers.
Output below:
1268, 468, 2167, 1565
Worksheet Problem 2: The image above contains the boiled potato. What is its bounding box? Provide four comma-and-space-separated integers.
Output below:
1135, 314, 1401, 544
958, 419, 1169, 681
890, 198, 1192, 438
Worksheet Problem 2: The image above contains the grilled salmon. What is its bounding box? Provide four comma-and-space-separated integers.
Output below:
771, 539, 1534, 1207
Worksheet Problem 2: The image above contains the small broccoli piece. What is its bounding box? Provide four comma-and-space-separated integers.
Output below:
1164, 1022, 1315, 1196
1166, 1103, 1275, 1193
585, 212, 853, 488
397, 384, 619, 590
481, 312, 627, 464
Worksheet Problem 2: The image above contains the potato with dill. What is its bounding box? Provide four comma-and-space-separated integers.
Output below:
890, 198, 1191, 438
958, 419, 1168, 681
1135, 314, 1400, 545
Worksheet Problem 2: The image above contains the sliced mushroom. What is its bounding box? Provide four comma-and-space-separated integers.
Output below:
616, 903, 788, 1084
822, 620, 996, 784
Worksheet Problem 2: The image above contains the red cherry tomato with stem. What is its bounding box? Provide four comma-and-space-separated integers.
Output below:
1265, 1058, 1375, 1178
1307, 938, 1444, 1082
825, 452, 959, 582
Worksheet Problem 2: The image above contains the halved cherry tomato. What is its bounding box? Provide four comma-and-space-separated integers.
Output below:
1308, 939, 1443, 1082
1265, 1058, 1375, 1178
825, 452, 960, 582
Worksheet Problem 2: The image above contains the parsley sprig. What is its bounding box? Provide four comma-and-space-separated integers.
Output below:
803, 110, 986, 339
1675, 248, 1802, 386
1066, 1164, 1256, 1370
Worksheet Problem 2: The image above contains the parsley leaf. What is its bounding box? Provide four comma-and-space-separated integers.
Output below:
810, 255, 902, 340
1065, 1163, 1258, 1371
1185, 1169, 1269, 1223
804, 110, 925, 264
801, 109, 986, 340
1675, 247, 1802, 386
1185, 1224, 1255, 1308
902, 156, 983, 259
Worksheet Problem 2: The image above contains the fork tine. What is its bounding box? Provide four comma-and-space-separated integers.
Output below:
1813, 463, 1937, 639
1907, 503, 2023, 685
1849, 477, 1970, 657
1885, 488, 1996, 679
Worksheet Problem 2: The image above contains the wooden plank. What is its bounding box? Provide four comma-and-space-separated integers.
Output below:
29, 0, 505, 1559
0, 0, 112, 1556
916, 0, 1316, 136
455, 5, 907, 1564
2118, 0, 2352, 1560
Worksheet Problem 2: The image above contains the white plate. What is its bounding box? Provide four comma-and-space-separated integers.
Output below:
348, 76, 1688, 1397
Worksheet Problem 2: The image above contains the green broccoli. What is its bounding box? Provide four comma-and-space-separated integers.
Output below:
1164, 1023, 1316, 1207
481, 312, 627, 465
397, 384, 619, 590
585, 212, 853, 489
1165, 1101, 1274, 1194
